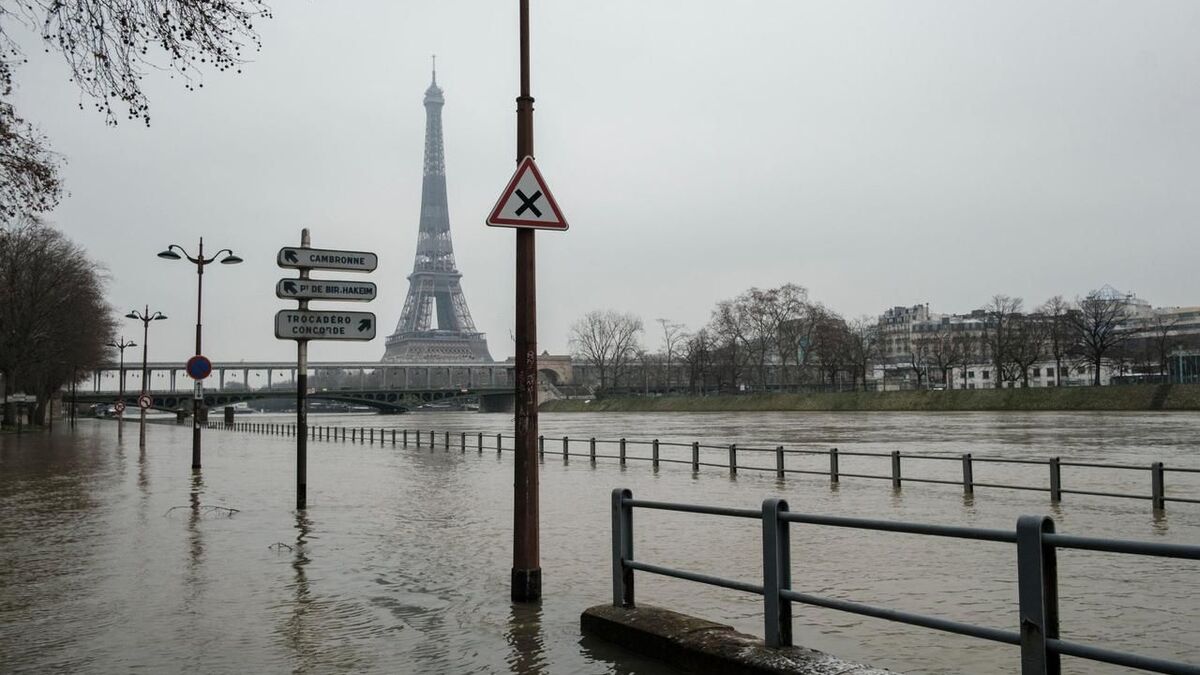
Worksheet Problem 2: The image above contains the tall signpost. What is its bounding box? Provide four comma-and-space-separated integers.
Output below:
276, 231, 377, 510
486, 0, 570, 603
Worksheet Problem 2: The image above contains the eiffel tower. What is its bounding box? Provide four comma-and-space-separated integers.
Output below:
383, 62, 493, 363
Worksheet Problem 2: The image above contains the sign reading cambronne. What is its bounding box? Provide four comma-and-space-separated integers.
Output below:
276, 247, 378, 273
275, 279, 377, 302
274, 310, 376, 341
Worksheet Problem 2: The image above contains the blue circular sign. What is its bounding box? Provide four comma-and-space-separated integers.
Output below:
186, 354, 213, 380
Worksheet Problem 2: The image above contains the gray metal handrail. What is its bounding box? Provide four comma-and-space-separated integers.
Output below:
208, 423, 1197, 511
609, 488, 1200, 675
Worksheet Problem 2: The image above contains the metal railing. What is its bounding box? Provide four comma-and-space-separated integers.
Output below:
609, 488, 1200, 675
206, 423, 1198, 512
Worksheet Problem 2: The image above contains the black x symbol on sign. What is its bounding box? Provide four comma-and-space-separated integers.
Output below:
515, 189, 543, 217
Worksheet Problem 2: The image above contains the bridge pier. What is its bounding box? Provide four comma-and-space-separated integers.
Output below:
480, 392, 515, 413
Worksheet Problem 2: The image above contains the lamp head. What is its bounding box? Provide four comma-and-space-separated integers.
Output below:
220, 253, 243, 265
124, 312, 138, 319
153, 314, 168, 321
157, 248, 182, 260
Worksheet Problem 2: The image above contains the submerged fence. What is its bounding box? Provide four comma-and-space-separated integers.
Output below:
207, 421, 1198, 511
609, 488, 1200, 675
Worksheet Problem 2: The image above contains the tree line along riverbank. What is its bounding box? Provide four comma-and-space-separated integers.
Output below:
540, 383, 1200, 413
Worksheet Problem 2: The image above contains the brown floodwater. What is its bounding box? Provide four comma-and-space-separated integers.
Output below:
1, 410, 1197, 674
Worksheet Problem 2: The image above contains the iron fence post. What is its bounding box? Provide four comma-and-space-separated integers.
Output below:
590, 437, 596, 464
497, 433, 502, 455
428, 429, 433, 448
692, 442, 700, 472
444, 430, 450, 451
620, 438, 626, 466
776, 446, 785, 479
1016, 515, 1061, 675
729, 444, 738, 476
1049, 457, 1062, 502
830, 448, 839, 483
539, 434, 544, 460
891, 450, 902, 489
461, 431, 466, 453
403, 429, 408, 446
1151, 462, 1165, 511
762, 497, 793, 648
611, 488, 635, 607
478, 432, 483, 454
370, 428, 374, 444
652, 440, 660, 470
963, 453, 974, 495
563, 436, 569, 464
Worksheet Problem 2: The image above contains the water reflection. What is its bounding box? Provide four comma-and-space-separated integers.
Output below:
281, 510, 314, 667
505, 602, 546, 675
183, 471, 206, 615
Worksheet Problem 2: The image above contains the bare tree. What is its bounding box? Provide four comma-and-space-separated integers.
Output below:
983, 295, 1023, 388
707, 299, 748, 392
656, 318, 686, 391
1007, 315, 1048, 387
1068, 290, 1129, 386
1038, 296, 1075, 386
1146, 313, 1181, 377
679, 329, 713, 394
0, 219, 114, 424
844, 316, 880, 391
923, 324, 962, 387
908, 334, 932, 388
1, 1, 270, 222
568, 310, 643, 393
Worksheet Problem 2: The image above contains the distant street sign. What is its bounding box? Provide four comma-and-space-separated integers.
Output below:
277, 247, 378, 272
137, 394, 153, 410
114, 401, 126, 414
275, 278, 377, 302
275, 310, 377, 341
486, 156, 568, 230
9, 393, 30, 403
186, 354, 213, 380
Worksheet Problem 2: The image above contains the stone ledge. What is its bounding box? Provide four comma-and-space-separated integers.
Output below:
582, 604, 896, 674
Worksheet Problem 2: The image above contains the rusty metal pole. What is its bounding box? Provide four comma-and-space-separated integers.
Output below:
512, 0, 541, 603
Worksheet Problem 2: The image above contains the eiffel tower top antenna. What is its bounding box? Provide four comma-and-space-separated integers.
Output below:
431, 54, 436, 85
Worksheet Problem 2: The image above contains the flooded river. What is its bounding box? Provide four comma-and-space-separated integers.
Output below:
2, 410, 1198, 673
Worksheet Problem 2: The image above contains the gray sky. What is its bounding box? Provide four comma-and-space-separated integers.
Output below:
11, 1, 1200, 364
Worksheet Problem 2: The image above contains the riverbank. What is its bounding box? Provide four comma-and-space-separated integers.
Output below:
541, 383, 1200, 413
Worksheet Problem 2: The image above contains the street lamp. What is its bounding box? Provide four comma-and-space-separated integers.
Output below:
158, 237, 242, 469
126, 307, 167, 448
107, 337, 137, 440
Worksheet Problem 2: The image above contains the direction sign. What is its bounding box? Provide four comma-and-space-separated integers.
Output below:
114, 401, 126, 414
186, 354, 213, 380
486, 156, 568, 230
275, 278, 377, 302
275, 310, 377, 341
277, 247, 378, 272
138, 394, 153, 410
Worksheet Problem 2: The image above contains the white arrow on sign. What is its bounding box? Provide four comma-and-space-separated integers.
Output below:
275, 278, 377, 302
274, 310, 377, 341
277, 247, 378, 272
486, 156, 568, 230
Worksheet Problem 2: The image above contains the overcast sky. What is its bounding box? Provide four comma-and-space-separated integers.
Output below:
10, 1, 1200, 364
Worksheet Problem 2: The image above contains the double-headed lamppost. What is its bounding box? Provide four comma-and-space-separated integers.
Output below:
126, 307, 167, 448
158, 238, 242, 469
107, 337, 137, 439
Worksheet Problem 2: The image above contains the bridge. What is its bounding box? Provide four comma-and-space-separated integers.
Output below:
70, 361, 519, 414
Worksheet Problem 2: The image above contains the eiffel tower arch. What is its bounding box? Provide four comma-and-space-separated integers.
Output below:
383, 63, 493, 363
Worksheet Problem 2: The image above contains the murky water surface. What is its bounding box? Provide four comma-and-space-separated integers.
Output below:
2, 410, 1198, 674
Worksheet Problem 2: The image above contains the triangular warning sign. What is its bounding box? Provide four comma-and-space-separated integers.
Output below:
486, 156, 568, 231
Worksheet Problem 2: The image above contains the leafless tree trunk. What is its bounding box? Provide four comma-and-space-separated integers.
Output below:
1068, 290, 1129, 386
568, 310, 643, 393
984, 295, 1023, 389
1038, 295, 1074, 386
